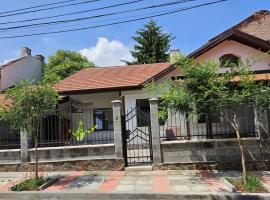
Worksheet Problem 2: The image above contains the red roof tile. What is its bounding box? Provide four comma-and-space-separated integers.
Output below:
55, 62, 173, 93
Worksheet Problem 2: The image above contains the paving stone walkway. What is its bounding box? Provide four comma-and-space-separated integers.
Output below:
0, 170, 269, 193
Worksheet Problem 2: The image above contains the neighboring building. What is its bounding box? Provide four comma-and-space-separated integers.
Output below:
0, 47, 44, 93
0, 47, 44, 149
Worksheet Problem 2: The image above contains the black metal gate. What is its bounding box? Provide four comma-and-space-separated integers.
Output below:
122, 107, 153, 166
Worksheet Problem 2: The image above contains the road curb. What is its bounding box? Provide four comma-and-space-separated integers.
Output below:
0, 191, 270, 200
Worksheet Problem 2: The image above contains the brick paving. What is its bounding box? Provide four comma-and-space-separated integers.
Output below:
0, 170, 269, 193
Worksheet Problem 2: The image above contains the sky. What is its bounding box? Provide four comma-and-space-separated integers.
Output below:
0, 0, 269, 67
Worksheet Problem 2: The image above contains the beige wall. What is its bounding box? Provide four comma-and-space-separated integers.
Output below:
194, 40, 270, 72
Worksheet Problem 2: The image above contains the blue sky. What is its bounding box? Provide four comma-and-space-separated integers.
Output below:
0, 0, 269, 66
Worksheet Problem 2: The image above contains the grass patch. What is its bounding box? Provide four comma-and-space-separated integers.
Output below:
227, 173, 267, 193
11, 177, 46, 191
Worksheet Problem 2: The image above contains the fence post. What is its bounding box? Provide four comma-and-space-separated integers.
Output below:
20, 129, 30, 162
149, 98, 162, 164
112, 100, 123, 159
254, 109, 269, 139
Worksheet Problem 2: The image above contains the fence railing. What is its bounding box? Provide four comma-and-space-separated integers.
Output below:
0, 121, 20, 149
36, 103, 114, 147
159, 104, 261, 141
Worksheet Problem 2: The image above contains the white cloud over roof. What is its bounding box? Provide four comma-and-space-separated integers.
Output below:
79, 37, 133, 67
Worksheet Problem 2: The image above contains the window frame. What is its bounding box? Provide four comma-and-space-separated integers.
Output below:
93, 108, 113, 131
219, 54, 240, 67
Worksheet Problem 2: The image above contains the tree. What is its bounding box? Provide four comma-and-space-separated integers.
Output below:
0, 80, 58, 179
126, 20, 174, 64
44, 50, 95, 84
155, 54, 270, 184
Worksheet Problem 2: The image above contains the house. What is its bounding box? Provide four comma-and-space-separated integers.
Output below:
0, 47, 44, 92
0, 47, 44, 149
51, 10, 270, 146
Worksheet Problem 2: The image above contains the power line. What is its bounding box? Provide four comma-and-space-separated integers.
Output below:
0, 0, 229, 40
0, 0, 198, 31
0, 0, 78, 15
0, 0, 144, 25
0, 0, 102, 18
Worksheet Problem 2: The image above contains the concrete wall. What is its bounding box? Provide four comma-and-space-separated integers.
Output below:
28, 144, 115, 162
0, 149, 21, 164
161, 138, 268, 164
0, 56, 43, 91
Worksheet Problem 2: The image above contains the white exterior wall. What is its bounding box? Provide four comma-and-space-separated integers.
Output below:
194, 40, 270, 72
0, 56, 43, 91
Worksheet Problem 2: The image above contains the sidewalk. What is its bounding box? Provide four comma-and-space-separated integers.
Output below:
1, 170, 270, 199
0, 170, 246, 193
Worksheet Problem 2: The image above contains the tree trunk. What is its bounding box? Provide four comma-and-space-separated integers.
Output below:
233, 112, 247, 184
34, 132, 38, 180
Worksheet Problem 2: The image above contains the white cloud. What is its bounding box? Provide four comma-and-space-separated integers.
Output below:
79, 37, 133, 67
41, 37, 54, 45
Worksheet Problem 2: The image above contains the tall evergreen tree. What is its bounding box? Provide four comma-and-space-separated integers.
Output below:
127, 20, 174, 64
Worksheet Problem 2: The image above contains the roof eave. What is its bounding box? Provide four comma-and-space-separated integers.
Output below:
189, 29, 270, 58
57, 85, 143, 95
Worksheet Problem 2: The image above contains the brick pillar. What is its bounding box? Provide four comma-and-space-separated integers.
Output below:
20, 129, 30, 162
112, 100, 123, 158
149, 98, 162, 164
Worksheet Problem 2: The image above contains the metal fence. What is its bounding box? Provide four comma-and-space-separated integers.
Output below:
159, 104, 261, 141
0, 121, 20, 149
37, 103, 114, 147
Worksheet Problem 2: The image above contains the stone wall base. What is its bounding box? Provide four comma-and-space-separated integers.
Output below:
153, 160, 270, 170
0, 158, 125, 172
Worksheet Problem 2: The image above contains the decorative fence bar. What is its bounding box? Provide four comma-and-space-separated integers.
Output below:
37, 103, 114, 147
159, 104, 263, 141
0, 121, 20, 149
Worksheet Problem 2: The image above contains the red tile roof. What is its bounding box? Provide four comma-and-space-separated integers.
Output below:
55, 62, 173, 93
236, 10, 270, 42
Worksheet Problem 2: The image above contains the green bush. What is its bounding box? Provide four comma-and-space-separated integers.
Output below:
11, 177, 46, 191
244, 173, 263, 193
227, 172, 265, 193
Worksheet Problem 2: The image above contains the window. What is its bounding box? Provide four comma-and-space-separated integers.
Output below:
171, 76, 185, 81
94, 109, 113, 131
136, 99, 150, 127
219, 54, 240, 67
